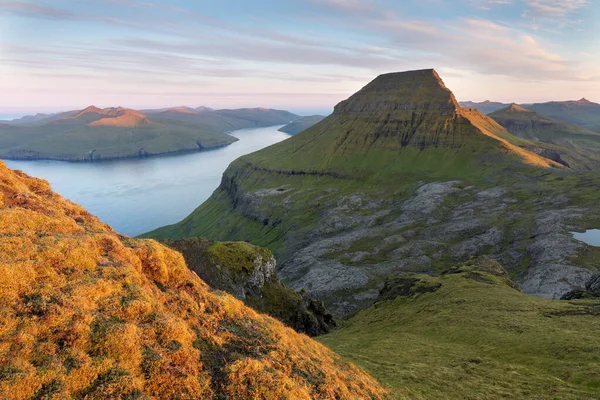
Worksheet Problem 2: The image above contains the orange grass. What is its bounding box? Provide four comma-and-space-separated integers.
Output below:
0, 161, 386, 399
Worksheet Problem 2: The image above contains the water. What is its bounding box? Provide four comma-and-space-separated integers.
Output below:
4, 126, 290, 236
573, 230, 600, 247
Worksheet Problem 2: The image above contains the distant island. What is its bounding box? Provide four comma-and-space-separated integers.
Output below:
278, 115, 326, 135
0, 106, 299, 162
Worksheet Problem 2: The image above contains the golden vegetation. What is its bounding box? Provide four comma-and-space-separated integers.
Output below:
0, 161, 385, 399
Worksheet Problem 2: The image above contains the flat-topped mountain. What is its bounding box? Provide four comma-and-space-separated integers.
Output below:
0, 160, 385, 399
147, 69, 600, 318
0, 106, 299, 162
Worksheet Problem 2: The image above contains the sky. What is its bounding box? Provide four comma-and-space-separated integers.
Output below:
1, 0, 599, 115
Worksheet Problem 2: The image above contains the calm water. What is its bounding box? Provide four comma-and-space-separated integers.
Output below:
573, 230, 600, 247
4, 126, 290, 236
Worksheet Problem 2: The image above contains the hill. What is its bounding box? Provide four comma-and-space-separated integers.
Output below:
320, 257, 600, 399
488, 104, 600, 169
146, 69, 600, 318
0, 160, 385, 399
459, 100, 510, 114
527, 98, 600, 133
0, 106, 300, 162
143, 107, 299, 133
0, 106, 238, 162
279, 115, 326, 135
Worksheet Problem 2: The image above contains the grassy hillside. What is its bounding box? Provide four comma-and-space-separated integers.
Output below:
319, 257, 600, 399
278, 115, 326, 135
0, 160, 385, 399
0, 107, 238, 162
527, 99, 600, 133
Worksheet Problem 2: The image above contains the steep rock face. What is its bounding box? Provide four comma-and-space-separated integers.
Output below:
0, 162, 384, 399
147, 69, 597, 318
163, 238, 337, 336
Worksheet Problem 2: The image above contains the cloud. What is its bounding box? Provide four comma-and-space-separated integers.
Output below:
0, 1, 76, 19
522, 0, 588, 26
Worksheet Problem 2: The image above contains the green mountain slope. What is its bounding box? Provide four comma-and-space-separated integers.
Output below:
527, 98, 600, 133
146, 69, 600, 318
278, 115, 326, 135
0, 106, 238, 162
319, 257, 600, 399
490, 104, 600, 142
489, 104, 600, 170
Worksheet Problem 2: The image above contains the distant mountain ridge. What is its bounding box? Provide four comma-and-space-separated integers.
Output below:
459, 100, 510, 114
0, 106, 300, 162
526, 98, 600, 133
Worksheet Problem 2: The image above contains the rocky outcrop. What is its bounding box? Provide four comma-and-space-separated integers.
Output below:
561, 274, 600, 300
164, 238, 337, 336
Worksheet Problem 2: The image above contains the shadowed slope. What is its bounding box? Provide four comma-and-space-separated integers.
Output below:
0, 162, 385, 399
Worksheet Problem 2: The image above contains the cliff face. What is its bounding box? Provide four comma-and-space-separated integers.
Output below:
163, 238, 337, 336
0, 162, 384, 399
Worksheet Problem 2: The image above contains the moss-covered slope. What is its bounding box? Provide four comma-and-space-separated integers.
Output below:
0, 161, 385, 399
319, 257, 600, 399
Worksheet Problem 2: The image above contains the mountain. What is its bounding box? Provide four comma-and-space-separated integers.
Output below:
489, 103, 600, 143
0, 106, 238, 162
144, 107, 300, 132
0, 113, 56, 125
489, 104, 600, 169
279, 115, 326, 135
526, 98, 600, 133
0, 160, 385, 399
320, 257, 600, 399
459, 100, 510, 114
146, 69, 600, 318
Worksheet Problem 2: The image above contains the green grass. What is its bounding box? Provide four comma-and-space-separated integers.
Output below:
318, 258, 600, 399
207, 241, 273, 274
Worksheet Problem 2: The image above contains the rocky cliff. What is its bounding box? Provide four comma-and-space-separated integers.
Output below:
0, 161, 385, 399
164, 238, 336, 336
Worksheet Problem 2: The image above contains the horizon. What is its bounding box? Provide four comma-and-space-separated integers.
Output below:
2, 1, 599, 113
